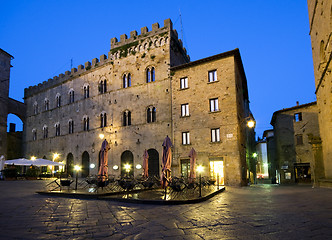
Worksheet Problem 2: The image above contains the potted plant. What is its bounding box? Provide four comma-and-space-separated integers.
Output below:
26, 166, 40, 180
2, 168, 18, 180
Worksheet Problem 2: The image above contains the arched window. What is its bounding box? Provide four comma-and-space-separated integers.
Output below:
146, 67, 155, 83
44, 99, 49, 111
99, 80, 107, 94
32, 129, 37, 141
55, 123, 60, 136
147, 106, 156, 123
146, 69, 151, 83
123, 110, 131, 126
83, 85, 89, 99
69, 90, 75, 104
33, 102, 38, 115
123, 73, 131, 88
100, 112, 107, 128
83, 116, 89, 131
151, 67, 155, 82
56, 94, 61, 107
43, 125, 48, 139
69, 119, 74, 134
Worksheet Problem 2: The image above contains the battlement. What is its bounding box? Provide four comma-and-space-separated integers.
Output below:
110, 18, 173, 49
24, 18, 190, 98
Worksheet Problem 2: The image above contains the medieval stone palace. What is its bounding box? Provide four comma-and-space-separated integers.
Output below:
23, 19, 254, 186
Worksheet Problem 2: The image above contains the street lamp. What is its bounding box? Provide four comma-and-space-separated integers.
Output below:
196, 165, 204, 198
31, 156, 36, 160
74, 165, 81, 191
99, 133, 105, 139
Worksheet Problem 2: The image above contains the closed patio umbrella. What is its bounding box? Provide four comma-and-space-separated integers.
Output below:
98, 139, 110, 182
143, 149, 149, 178
161, 136, 173, 188
188, 148, 197, 183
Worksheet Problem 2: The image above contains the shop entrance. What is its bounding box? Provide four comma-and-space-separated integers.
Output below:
209, 158, 224, 185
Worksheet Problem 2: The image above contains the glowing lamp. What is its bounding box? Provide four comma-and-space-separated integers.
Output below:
74, 165, 81, 171
247, 120, 255, 128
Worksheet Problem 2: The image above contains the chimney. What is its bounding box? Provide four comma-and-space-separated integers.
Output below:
296, 101, 299, 106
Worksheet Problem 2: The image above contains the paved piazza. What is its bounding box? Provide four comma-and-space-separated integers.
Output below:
0, 180, 332, 239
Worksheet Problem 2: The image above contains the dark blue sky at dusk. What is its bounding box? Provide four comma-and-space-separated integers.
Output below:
1, 0, 316, 138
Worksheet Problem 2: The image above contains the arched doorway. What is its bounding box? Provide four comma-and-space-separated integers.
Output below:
121, 150, 134, 177
147, 149, 159, 177
81, 151, 90, 177
67, 153, 74, 177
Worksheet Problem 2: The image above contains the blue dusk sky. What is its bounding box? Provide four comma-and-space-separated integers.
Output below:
1, 0, 316, 138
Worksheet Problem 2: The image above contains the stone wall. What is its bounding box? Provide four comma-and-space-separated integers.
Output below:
307, 0, 332, 180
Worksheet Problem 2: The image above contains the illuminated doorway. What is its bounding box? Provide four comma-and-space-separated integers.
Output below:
181, 159, 190, 179
209, 158, 224, 185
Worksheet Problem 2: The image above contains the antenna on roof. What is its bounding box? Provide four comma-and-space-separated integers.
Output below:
179, 9, 183, 42
70, 58, 73, 69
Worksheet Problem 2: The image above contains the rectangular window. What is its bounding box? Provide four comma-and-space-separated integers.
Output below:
181, 104, 189, 117
296, 134, 303, 145
210, 98, 219, 112
182, 132, 190, 145
180, 77, 188, 89
208, 70, 217, 82
211, 128, 220, 142
294, 113, 302, 122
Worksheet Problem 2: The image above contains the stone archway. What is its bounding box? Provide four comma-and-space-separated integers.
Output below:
81, 151, 90, 177
121, 150, 134, 177
67, 153, 74, 177
147, 149, 159, 177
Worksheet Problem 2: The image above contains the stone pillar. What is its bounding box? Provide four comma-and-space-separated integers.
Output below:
308, 134, 325, 187
0, 49, 13, 160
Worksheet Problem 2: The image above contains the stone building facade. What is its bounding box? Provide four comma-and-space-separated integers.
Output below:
0, 49, 25, 160
271, 102, 321, 184
307, 0, 332, 187
23, 19, 253, 186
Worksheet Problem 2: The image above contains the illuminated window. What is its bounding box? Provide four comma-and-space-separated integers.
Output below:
180, 77, 188, 89
208, 70, 217, 82
181, 159, 190, 178
210, 98, 219, 112
182, 132, 190, 145
181, 104, 189, 117
211, 128, 220, 142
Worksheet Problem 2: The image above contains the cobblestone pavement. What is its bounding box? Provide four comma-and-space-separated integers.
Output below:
1, 180, 332, 240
